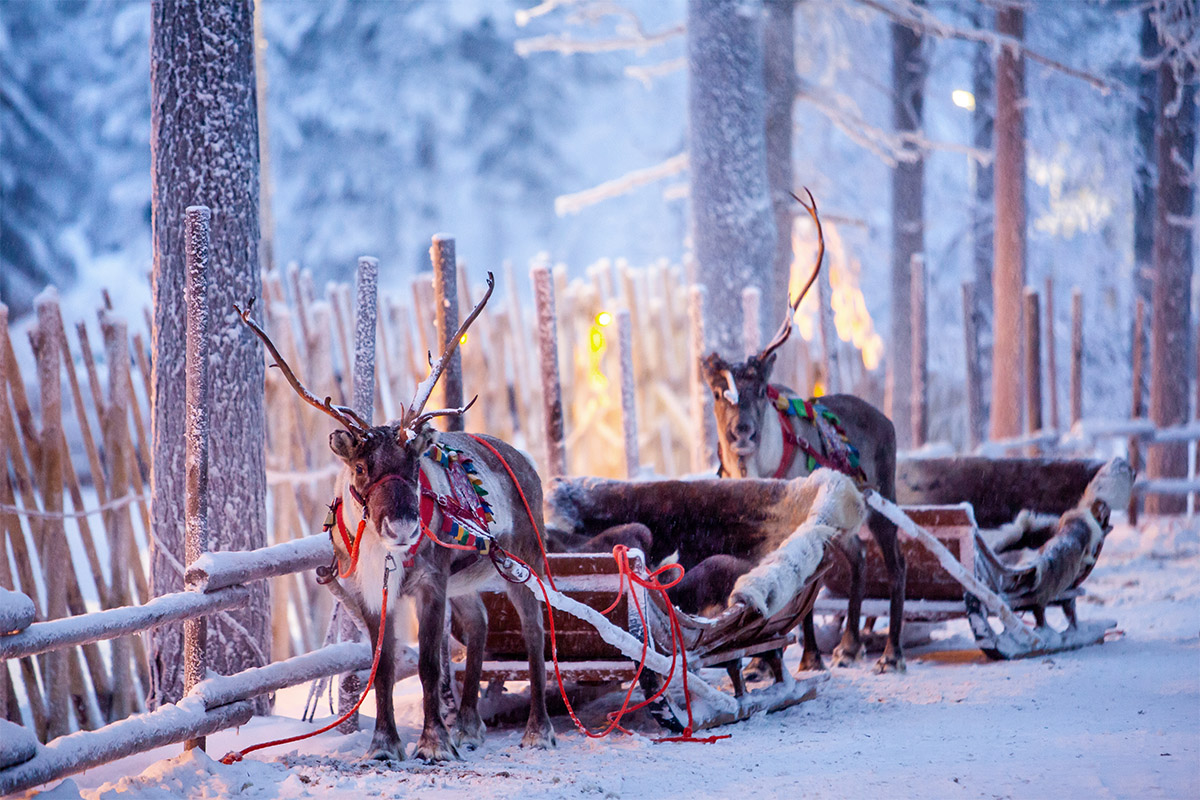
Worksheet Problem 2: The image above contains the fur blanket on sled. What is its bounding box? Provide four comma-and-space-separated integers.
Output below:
729, 469, 866, 619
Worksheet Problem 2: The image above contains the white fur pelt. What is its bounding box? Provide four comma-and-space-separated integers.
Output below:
730, 469, 866, 619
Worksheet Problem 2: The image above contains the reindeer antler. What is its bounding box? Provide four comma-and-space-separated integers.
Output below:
401, 272, 495, 431
235, 298, 369, 435
757, 188, 824, 363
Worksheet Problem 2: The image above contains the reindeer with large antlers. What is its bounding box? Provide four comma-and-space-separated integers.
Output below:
236, 273, 556, 761
700, 191, 907, 673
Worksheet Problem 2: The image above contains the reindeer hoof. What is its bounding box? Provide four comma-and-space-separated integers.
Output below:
453, 711, 487, 751
831, 641, 864, 667
520, 720, 557, 750
363, 741, 406, 763
798, 651, 827, 672
415, 735, 461, 763
873, 653, 906, 674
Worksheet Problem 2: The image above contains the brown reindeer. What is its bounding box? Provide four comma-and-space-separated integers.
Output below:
236, 275, 556, 761
700, 192, 907, 673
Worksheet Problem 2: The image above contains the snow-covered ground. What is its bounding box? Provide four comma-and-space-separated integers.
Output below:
17, 516, 1200, 800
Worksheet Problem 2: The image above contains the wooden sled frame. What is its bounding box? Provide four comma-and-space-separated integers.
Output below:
470, 548, 833, 733
860, 493, 1116, 660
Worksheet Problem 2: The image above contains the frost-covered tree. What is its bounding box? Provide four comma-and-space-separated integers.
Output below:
989, 2, 1027, 441
149, 0, 268, 709
0, 2, 150, 318
765, 0, 797, 321
1146, 2, 1196, 516
688, 0, 776, 356
887, 4, 927, 449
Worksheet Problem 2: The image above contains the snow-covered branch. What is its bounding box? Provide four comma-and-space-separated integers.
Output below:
515, 24, 683, 57
851, 0, 1120, 94
798, 83, 993, 167
515, 0, 586, 27
555, 152, 688, 215
625, 57, 686, 88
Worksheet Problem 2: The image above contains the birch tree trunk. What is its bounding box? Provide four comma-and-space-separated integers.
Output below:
887, 10, 926, 449
988, 4, 1027, 441
764, 0, 796, 324
149, 0, 267, 709
688, 0, 776, 357
1146, 55, 1196, 516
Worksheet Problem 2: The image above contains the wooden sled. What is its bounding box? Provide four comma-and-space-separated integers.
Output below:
465, 470, 866, 732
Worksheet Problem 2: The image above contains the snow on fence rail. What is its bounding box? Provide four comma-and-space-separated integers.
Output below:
0, 535, 371, 796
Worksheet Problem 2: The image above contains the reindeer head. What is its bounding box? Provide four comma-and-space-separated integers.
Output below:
701, 190, 824, 475
702, 351, 777, 462
236, 273, 494, 552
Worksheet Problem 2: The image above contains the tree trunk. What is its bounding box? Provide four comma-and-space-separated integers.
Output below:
1133, 8, 1159, 314
1146, 56, 1196, 515
688, 0, 776, 357
764, 0, 796, 332
150, 0, 267, 708
887, 10, 926, 449
988, 4, 1027, 441
970, 4, 994, 438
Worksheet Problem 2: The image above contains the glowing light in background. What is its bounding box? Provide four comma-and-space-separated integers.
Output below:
789, 219, 885, 372
952, 89, 976, 111
459, 332, 468, 345
595, 310, 613, 327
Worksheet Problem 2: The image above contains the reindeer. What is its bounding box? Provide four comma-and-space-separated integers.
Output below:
236, 274, 556, 762
699, 191, 907, 673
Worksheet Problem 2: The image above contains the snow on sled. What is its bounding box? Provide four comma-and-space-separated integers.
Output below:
471, 469, 867, 732
823, 457, 1134, 660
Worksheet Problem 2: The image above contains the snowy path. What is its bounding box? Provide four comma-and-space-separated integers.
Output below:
21, 523, 1200, 800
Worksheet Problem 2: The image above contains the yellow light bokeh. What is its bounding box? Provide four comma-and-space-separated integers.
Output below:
952, 89, 976, 111
459, 333, 468, 345
595, 310, 613, 327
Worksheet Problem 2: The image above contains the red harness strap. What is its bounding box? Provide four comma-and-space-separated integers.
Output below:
766, 387, 841, 479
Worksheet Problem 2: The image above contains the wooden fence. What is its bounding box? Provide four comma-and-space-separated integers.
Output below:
3, 245, 1197, 749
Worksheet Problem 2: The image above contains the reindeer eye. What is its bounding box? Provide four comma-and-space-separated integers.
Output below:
354, 464, 365, 476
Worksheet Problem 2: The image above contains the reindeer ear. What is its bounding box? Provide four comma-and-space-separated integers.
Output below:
700, 353, 725, 384
329, 430, 359, 461
760, 351, 778, 377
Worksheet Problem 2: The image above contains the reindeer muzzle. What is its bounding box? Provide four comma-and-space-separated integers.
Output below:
380, 515, 421, 549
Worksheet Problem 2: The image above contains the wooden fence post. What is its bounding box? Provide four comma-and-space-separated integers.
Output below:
532, 261, 567, 478
617, 309, 639, 478
1071, 288, 1083, 426
1130, 298, 1146, 525
431, 236, 463, 432
742, 286, 761, 358
689, 285, 715, 473
962, 282, 984, 451
1022, 287, 1043, 454
1045, 277, 1059, 431
182, 205, 211, 752
910, 254, 927, 448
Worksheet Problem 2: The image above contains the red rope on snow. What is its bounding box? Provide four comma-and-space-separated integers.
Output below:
218, 555, 396, 765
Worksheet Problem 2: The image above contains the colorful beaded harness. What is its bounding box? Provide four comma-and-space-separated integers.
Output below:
765, 386, 868, 485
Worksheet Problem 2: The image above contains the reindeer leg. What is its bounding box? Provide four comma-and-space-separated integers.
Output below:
871, 510, 907, 674
363, 609, 405, 762
449, 595, 487, 751
798, 610, 826, 672
831, 533, 866, 666
414, 578, 460, 762
506, 580, 557, 749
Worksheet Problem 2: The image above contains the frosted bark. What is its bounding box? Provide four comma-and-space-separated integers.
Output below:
532, 262, 567, 477
687, 285, 715, 472
182, 207, 211, 745
150, 0, 267, 709
430, 236, 462, 431
616, 309, 638, 479
888, 11, 926, 449
352, 256, 379, 424
763, 0, 796, 333
741, 286, 761, 358
687, 0, 776, 357
989, 5, 1027, 441
1146, 56, 1196, 515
